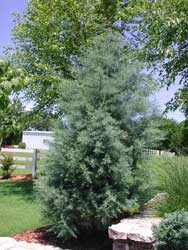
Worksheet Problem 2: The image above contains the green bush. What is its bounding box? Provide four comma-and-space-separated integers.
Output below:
37, 110, 134, 239
18, 142, 26, 149
138, 156, 188, 215
1, 154, 15, 179
153, 211, 188, 250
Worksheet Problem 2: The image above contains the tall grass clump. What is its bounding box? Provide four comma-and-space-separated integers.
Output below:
156, 157, 188, 215
138, 156, 188, 216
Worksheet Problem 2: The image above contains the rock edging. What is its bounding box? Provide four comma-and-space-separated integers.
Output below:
0, 237, 62, 250
109, 218, 161, 250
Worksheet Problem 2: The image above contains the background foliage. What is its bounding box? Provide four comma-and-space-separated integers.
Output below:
120, 0, 188, 114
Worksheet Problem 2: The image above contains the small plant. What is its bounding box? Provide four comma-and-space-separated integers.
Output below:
153, 211, 188, 250
1, 154, 15, 179
18, 141, 26, 149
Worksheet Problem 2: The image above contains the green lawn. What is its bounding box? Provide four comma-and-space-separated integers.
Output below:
0, 151, 46, 157
0, 181, 44, 236
13, 160, 32, 166
0, 169, 32, 176
13, 169, 32, 174
0, 152, 33, 157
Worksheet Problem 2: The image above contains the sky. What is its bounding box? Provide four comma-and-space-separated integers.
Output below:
0, 1, 26, 54
0, 0, 185, 122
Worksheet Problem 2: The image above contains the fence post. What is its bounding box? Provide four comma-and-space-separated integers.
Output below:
32, 148, 38, 178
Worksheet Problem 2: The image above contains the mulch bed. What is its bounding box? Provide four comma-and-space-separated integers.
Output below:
0, 174, 32, 182
12, 226, 55, 246
12, 226, 112, 250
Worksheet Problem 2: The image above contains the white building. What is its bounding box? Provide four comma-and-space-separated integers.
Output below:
22, 131, 54, 150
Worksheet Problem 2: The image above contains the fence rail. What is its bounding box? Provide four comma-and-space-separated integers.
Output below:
0, 148, 46, 178
0, 147, 175, 178
143, 149, 175, 157
1, 148, 33, 153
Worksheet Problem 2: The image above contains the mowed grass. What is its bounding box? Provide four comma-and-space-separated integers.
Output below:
0, 151, 46, 158
0, 152, 33, 158
0, 181, 44, 236
0, 168, 32, 176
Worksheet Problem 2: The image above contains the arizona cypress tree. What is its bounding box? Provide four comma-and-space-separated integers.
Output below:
37, 33, 159, 239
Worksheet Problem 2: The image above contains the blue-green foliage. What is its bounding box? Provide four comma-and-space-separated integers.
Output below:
153, 211, 188, 250
37, 32, 160, 239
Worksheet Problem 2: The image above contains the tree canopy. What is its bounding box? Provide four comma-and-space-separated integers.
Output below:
150, 116, 178, 152
12, 0, 121, 113
0, 60, 28, 145
172, 120, 188, 156
11, 0, 188, 116
120, 0, 188, 114
0, 60, 25, 109
0, 98, 26, 146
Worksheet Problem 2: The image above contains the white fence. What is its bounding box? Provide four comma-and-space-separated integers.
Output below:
143, 149, 175, 157
1, 148, 33, 153
0, 148, 45, 178
0, 147, 175, 178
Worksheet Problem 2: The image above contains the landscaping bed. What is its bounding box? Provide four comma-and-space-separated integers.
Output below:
12, 227, 112, 250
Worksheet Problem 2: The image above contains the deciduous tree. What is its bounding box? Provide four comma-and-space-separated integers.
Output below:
12, 0, 121, 113
119, 0, 188, 114
0, 60, 25, 109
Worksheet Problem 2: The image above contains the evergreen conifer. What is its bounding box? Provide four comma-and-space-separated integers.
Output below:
37, 32, 159, 239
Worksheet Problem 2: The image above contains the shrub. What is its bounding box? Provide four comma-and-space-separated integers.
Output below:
138, 156, 188, 215
153, 211, 188, 250
37, 110, 134, 239
1, 154, 14, 179
18, 141, 26, 149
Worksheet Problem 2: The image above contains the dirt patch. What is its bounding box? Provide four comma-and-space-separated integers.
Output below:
0, 174, 32, 182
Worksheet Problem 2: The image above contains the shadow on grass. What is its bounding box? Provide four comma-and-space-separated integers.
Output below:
0, 181, 36, 202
